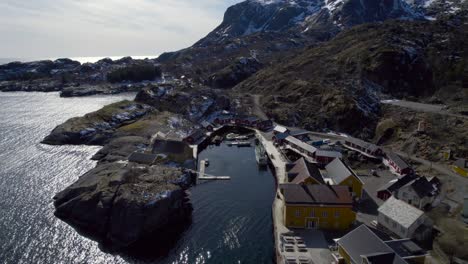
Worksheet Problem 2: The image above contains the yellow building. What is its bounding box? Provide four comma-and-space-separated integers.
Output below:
288, 157, 324, 185
325, 158, 364, 199
453, 159, 468, 177
280, 184, 356, 230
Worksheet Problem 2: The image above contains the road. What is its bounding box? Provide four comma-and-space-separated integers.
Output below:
381, 99, 467, 119
252, 94, 268, 120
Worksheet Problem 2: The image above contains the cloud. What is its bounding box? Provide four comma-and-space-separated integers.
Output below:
0, 0, 242, 59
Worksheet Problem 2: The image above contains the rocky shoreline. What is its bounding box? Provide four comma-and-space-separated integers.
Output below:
42, 82, 243, 252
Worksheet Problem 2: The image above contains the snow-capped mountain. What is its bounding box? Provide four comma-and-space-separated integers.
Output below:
197, 0, 424, 45
404, 0, 467, 18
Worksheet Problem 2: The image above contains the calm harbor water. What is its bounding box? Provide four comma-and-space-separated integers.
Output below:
0, 92, 275, 263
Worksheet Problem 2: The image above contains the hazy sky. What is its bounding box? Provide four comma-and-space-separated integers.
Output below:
0, 0, 242, 59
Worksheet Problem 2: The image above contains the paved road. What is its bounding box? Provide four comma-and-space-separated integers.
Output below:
381, 99, 467, 119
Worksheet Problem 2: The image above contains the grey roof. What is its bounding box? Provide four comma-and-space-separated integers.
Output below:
316, 150, 343, 159
337, 225, 408, 264
377, 174, 418, 193
288, 158, 324, 184
455, 158, 468, 169
345, 137, 380, 152
403, 177, 437, 198
280, 184, 353, 206
285, 136, 317, 154
325, 158, 362, 184
385, 151, 411, 169
385, 239, 426, 258
290, 129, 310, 136
378, 197, 424, 229
128, 152, 158, 165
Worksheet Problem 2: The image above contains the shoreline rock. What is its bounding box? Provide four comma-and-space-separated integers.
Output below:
53, 162, 193, 249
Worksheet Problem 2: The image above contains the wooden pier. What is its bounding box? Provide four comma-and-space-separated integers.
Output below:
195, 159, 230, 183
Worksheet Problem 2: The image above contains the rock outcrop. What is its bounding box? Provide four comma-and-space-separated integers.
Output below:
53, 162, 193, 249
42, 101, 151, 145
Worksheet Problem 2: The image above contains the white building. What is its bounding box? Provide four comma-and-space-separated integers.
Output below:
378, 197, 432, 241
394, 176, 438, 210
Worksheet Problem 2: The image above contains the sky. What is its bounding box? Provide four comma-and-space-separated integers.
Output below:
0, 0, 242, 60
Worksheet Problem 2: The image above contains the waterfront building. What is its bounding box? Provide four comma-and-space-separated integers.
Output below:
284, 136, 317, 159
289, 129, 310, 141
324, 158, 364, 199
335, 225, 427, 264
343, 137, 383, 158
183, 130, 206, 145
280, 184, 355, 230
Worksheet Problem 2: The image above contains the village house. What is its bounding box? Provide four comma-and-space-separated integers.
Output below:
200, 120, 214, 132
383, 151, 414, 176
324, 158, 364, 199
453, 158, 468, 177
256, 119, 274, 131
272, 132, 289, 145
315, 150, 343, 166
393, 176, 439, 210
183, 130, 206, 145
343, 137, 383, 158
273, 125, 289, 135
377, 174, 418, 201
335, 225, 427, 264
280, 184, 355, 230
289, 129, 310, 141
377, 197, 433, 241
284, 135, 318, 159
287, 158, 324, 185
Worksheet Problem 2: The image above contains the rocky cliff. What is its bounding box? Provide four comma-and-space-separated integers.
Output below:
54, 162, 193, 250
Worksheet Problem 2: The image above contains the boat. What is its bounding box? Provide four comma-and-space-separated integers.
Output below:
255, 143, 268, 166
227, 141, 251, 147
226, 133, 250, 141
226, 133, 240, 140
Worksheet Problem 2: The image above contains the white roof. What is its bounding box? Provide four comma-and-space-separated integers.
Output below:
274, 125, 288, 133
378, 197, 424, 228
285, 136, 317, 154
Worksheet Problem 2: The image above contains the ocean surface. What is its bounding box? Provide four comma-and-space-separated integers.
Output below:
0, 55, 159, 65
0, 92, 275, 264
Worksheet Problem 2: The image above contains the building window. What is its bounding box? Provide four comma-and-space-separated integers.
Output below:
392, 221, 397, 228
385, 216, 390, 223
322, 211, 328, 217
295, 210, 301, 217
310, 209, 315, 217
402, 192, 408, 198
401, 226, 405, 233
335, 211, 340, 218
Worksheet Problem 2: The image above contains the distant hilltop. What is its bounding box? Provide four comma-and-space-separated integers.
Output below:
0, 55, 159, 65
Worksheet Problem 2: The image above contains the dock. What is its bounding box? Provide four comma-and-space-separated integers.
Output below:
195, 159, 230, 182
